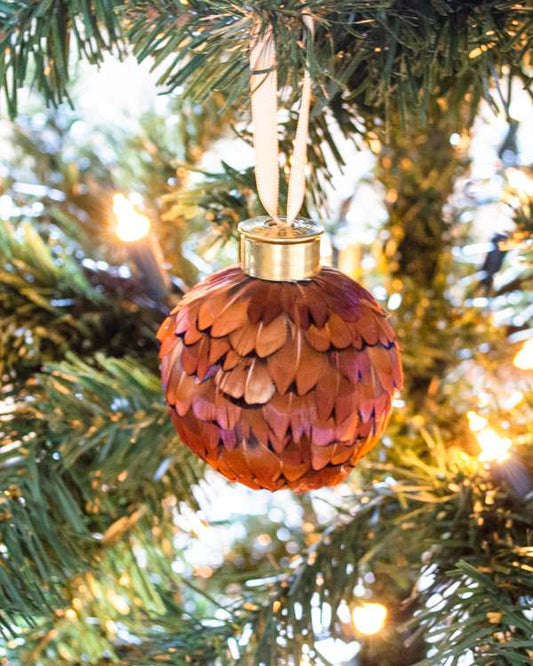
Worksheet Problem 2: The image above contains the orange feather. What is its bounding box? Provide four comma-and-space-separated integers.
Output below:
159, 266, 402, 492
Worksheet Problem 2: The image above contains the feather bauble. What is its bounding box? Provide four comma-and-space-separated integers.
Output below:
157, 265, 403, 492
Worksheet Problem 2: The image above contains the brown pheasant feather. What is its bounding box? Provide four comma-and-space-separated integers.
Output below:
158, 266, 403, 492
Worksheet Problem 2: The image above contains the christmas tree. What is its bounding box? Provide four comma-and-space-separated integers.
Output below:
0, 2, 532, 664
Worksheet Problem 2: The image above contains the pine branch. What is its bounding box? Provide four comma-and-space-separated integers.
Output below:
0, 0, 123, 117
162, 107, 353, 241
225, 435, 533, 665
413, 555, 533, 665
8, 518, 239, 665
42, 353, 202, 504
162, 162, 256, 244
0, 218, 102, 386
0, 354, 203, 632
124, 0, 533, 127
0, 218, 165, 388
2, 2, 531, 125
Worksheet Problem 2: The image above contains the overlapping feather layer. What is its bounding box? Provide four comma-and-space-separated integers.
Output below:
158, 266, 403, 492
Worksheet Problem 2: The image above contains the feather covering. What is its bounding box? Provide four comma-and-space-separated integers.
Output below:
158, 266, 403, 492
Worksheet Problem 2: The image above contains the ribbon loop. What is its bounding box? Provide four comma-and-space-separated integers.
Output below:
249, 13, 314, 225
250, 21, 279, 221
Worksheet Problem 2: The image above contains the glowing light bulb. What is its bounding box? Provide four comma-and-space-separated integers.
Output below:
477, 428, 512, 463
468, 412, 512, 463
513, 339, 533, 371
352, 602, 388, 636
467, 411, 488, 433
113, 194, 150, 242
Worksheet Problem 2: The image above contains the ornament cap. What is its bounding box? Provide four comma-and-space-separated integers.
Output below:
238, 216, 323, 281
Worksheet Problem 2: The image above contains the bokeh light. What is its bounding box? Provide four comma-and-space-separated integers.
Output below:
113, 194, 150, 242
468, 412, 512, 463
352, 602, 388, 636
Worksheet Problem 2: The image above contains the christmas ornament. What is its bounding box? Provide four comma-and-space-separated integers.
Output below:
157, 13, 402, 491
157, 218, 403, 492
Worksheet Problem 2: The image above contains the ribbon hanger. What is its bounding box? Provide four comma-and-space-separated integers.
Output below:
249, 12, 314, 226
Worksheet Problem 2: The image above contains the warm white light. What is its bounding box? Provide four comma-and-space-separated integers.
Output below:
113, 194, 150, 242
513, 339, 533, 371
468, 412, 512, 463
352, 602, 388, 636
477, 428, 512, 463
467, 411, 488, 433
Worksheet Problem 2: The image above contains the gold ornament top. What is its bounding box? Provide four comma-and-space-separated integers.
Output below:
238, 216, 324, 281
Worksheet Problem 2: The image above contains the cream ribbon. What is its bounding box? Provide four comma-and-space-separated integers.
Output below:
249, 14, 314, 225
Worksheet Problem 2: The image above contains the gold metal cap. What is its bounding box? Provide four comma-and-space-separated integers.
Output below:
238, 216, 324, 282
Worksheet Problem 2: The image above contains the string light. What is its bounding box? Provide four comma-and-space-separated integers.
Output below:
513, 338, 533, 371
352, 602, 388, 636
467, 412, 533, 502
476, 429, 512, 463
467, 412, 512, 463
113, 194, 150, 242
112, 192, 170, 301
466, 411, 487, 433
